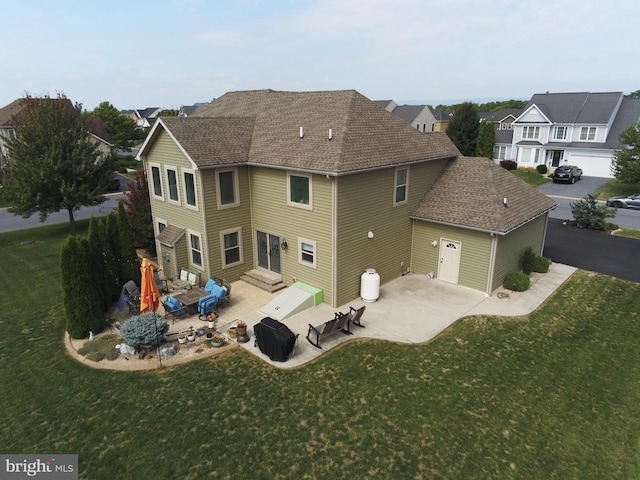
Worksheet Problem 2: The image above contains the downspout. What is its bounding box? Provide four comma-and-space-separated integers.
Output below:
331, 175, 338, 308
485, 233, 498, 296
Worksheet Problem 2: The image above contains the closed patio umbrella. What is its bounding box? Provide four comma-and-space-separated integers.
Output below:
139, 257, 160, 313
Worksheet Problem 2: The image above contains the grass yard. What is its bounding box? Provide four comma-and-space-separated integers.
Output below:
2, 223, 640, 479
511, 169, 550, 187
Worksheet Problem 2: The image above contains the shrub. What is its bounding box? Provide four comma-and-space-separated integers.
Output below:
532, 255, 551, 273
522, 247, 536, 275
500, 160, 518, 170
570, 194, 617, 230
536, 164, 548, 174
503, 271, 530, 291
120, 312, 169, 349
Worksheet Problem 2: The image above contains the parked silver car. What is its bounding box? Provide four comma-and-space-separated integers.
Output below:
606, 194, 640, 209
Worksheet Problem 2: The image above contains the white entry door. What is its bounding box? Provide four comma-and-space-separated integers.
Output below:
438, 240, 461, 284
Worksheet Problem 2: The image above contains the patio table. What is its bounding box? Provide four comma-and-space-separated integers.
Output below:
173, 287, 207, 315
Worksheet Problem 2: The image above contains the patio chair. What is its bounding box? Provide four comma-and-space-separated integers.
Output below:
306, 312, 352, 349
119, 280, 140, 315
161, 295, 189, 324
345, 305, 366, 328
203, 277, 231, 305
154, 270, 169, 294
197, 294, 221, 320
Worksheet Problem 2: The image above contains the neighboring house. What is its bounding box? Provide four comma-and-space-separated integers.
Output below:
431, 109, 455, 132
179, 102, 209, 117
511, 92, 640, 177
129, 107, 162, 128
374, 101, 437, 133
482, 108, 523, 163
137, 89, 555, 308
0, 98, 113, 174
373, 100, 397, 112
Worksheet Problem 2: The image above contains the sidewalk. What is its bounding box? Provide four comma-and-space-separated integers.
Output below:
231, 263, 577, 369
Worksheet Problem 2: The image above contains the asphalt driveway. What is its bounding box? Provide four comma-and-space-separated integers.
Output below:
537, 176, 611, 199
544, 218, 640, 282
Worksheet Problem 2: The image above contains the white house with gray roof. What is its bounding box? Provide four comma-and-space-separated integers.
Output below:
510, 92, 640, 177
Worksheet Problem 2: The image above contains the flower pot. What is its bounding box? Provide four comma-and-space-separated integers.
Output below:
207, 321, 216, 329
211, 334, 226, 347
236, 325, 247, 336
187, 334, 196, 342
178, 336, 187, 344
227, 326, 237, 338
205, 332, 214, 341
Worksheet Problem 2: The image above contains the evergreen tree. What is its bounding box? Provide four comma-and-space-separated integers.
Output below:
88, 217, 108, 310
106, 210, 122, 285
117, 200, 138, 284
476, 121, 496, 158
446, 102, 480, 156
60, 236, 104, 338
4, 93, 113, 233
98, 218, 121, 301
611, 121, 640, 183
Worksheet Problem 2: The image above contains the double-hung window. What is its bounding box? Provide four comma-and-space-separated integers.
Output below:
553, 126, 568, 140
150, 163, 163, 199
522, 126, 540, 140
394, 167, 409, 206
183, 170, 197, 208
166, 167, 180, 203
493, 146, 506, 160
189, 232, 202, 267
580, 127, 597, 141
220, 228, 242, 267
216, 168, 239, 208
288, 172, 312, 210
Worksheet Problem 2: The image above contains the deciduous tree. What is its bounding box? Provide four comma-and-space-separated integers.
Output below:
446, 102, 479, 156
4, 94, 112, 233
90, 101, 140, 150
122, 170, 155, 253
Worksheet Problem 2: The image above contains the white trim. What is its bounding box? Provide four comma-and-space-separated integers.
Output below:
149, 163, 163, 200
187, 229, 203, 268
298, 237, 317, 268
155, 217, 167, 235
182, 168, 198, 210
393, 166, 409, 206
215, 167, 240, 209
165, 165, 181, 205
287, 172, 313, 210
219, 227, 243, 268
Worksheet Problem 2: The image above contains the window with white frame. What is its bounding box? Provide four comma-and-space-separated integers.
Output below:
287, 172, 312, 209
493, 145, 507, 160
394, 167, 409, 205
533, 149, 540, 163
189, 232, 202, 266
166, 167, 180, 203
220, 228, 242, 267
580, 126, 597, 141
553, 126, 568, 140
522, 126, 540, 139
156, 219, 167, 234
521, 148, 532, 163
150, 164, 163, 199
216, 168, 239, 208
298, 238, 317, 268
183, 170, 197, 208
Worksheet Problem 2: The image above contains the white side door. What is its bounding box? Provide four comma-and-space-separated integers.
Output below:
438, 240, 461, 284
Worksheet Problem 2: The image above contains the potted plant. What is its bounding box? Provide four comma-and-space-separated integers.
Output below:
211, 333, 225, 347
227, 325, 237, 338
205, 331, 214, 341
178, 332, 187, 344
236, 320, 247, 336
206, 313, 218, 329
186, 328, 196, 342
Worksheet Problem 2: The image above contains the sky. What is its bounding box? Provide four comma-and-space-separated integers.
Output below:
2, 0, 638, 112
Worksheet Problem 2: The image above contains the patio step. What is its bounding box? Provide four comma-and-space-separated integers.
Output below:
240, 269, 287, 293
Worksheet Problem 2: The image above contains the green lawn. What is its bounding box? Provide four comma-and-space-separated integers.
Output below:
2, 222, 640, 479
511, 169, 550, 187
594, 180, 640, 200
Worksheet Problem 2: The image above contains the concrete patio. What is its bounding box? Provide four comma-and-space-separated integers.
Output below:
191, 262, 577, 369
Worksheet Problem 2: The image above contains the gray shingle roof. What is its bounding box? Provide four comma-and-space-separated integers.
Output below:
521, 92, 623, 124
391, 105, 427, 124
411, 157, 556, 234
169, 89, 460, 174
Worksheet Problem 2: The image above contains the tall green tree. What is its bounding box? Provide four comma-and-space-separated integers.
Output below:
446, 102, 480, 156
476, 121, 496, 158
611, 121, 640, 183
60, 235, 105, 338
122, 170, 155, 254
4, 93, 113, 233
90, 101, 139, 150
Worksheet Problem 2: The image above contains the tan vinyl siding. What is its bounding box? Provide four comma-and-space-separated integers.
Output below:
201, 166, 253, 281
492, 214, 548, 290
250, 167, 334, 305
411, 222, 492, 292
335, 159, 447, 307
145, 130, 206, 274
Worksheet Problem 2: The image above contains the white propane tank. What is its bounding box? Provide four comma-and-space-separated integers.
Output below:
360, 268, 380, 302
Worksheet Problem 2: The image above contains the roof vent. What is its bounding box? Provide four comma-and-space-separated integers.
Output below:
503, 197, 508, 207
299, 127, 304, 139
329, 128, 333, 140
